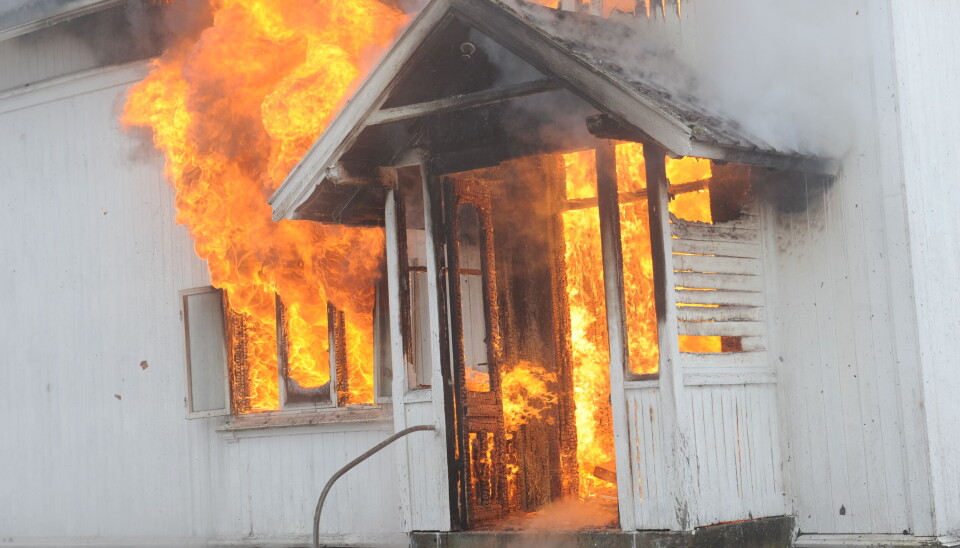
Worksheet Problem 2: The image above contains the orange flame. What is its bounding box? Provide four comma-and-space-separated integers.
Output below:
561, 143, 714, 498
500, 361, 559, 435
122, 0, 406, 410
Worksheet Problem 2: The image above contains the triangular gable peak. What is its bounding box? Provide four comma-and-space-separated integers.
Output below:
269, 0, 835, 225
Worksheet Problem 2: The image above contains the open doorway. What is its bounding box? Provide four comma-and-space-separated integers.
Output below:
443, 150, 649, 531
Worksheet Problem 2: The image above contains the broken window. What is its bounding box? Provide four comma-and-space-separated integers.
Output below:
180, 268, 390, 417
667, 159, 764, 357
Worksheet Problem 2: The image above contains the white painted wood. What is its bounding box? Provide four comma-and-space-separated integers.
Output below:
670, 222, 759, 243
678, 320, 764, 338
684, 384, 785, 526
673, 271, 762, 292
796, 534, 959, 548
671, 238, 760, 258
0, 60, 406, 546
417, 160, 453, 531
385, 188, 415, 532
672, 254, 761, 276
595, 141, 637, 529
644, 150, 696, 530
626, 387, 673, 529
181, 288, 230, 417
674, 289, 765, 307
890, 0, 960, 536
675, 306, 762, 323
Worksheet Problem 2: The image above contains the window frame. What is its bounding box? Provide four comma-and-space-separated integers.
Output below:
181, 286, 232, 419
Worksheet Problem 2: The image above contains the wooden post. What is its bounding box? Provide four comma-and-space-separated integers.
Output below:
594, 140, 637, 530
384, 185, 414, 532
420, 159, 461, 530
644, 145, 697, 530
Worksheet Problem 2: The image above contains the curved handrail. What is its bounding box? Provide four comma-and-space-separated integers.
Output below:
312, 424, 436, 548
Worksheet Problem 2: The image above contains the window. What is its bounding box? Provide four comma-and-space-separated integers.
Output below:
181, 274, 391, 418
181, 287, 230, 418
401, 167, 434, 390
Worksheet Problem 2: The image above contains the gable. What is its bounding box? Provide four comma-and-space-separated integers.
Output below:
270, 0, 835, 225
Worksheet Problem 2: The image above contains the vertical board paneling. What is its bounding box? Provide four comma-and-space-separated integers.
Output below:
627, 383, 784, 529
626, 387, 673, 530
890, 0, 960, 536
0, 63, 405, 545
403, 399, 449, 531
684, 384, 784, 526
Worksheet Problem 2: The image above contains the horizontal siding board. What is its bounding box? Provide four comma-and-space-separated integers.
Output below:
674, 271, 762, 292
676, 305, 763, 322
671, 238, 761, 258
670, 222, 759, 243
674, 289, 765, 307
678, 320, 765, 337
673, 254, 761, 276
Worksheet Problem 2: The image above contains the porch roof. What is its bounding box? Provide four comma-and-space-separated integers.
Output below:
270, 0, 835, 226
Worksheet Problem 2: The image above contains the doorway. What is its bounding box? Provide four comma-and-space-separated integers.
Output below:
441, 154, 620, 530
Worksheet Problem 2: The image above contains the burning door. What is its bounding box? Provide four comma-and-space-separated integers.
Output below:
444, 180, 509, 524
442, 157, 596, 529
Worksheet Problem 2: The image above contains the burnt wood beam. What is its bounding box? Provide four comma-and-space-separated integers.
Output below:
429, 133, 599, 176
366, 78, 563, 126
586, 113, 660, 146
563, 177, 713, 211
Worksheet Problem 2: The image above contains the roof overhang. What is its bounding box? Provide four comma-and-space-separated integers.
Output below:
269, 0, 837, 225
0, 0, 124, 42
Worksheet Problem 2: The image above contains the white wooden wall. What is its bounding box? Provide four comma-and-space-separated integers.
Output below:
0, 25, 102, 94
630, 0, 937, 537
890, 0, 960, 536
0, 61, 404, 546
624, 197, 784, 530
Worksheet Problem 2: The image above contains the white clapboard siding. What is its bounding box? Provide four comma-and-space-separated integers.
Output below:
671, 209, 766, 354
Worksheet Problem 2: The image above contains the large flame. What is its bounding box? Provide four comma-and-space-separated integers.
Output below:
561, 143, 713, 499
122, 0, 406, 410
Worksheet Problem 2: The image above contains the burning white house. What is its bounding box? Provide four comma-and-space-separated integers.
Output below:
1, 0, 959, 547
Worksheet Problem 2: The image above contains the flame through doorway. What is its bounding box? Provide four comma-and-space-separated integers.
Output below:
424, 143, 713, 529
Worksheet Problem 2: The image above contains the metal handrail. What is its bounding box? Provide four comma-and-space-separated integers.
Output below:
312, 424, 436, 548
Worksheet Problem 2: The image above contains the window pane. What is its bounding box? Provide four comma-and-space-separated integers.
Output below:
374, 278, 392, 398
457, 203, 490, 392
402, 168, 432, 389
614, 143, 659, 376
184, 289, 228, 414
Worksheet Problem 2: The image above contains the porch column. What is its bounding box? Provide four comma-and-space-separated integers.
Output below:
420, 158, 464, 530
384, 185, 414, 532
644, 145, 697, 530
595, 140, 637, 529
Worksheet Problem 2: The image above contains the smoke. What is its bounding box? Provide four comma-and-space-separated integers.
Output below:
499, 0, 871, 158
50, 0, 212, 66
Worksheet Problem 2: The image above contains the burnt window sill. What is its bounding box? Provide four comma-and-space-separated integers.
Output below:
217, 404, 392, 439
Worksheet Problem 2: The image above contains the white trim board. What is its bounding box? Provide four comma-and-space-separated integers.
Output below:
0, 59, 150, 115
796, 534, 960, 547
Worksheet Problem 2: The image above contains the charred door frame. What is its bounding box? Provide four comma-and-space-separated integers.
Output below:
418, 160, 468, 531
442, 176, 509, 527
